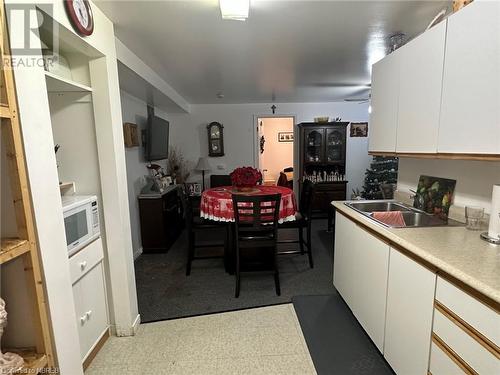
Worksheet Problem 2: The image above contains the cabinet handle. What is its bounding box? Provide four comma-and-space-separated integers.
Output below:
86, 310, 92, 319
80, 315, 86, 325
79, 261, 87, 270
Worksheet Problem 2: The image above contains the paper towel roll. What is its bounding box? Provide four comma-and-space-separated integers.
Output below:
488, 184, 500, 239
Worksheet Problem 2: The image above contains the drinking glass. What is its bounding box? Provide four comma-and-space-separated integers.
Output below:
465, 206, 484, 231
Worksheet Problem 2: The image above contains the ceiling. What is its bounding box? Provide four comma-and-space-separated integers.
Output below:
96, 0, 449, 104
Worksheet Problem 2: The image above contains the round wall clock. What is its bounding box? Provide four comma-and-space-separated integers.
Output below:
64, 0, 94, 36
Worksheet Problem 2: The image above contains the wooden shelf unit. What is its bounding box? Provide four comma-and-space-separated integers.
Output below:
1, 0, 54, 372
44, 71, 92, 93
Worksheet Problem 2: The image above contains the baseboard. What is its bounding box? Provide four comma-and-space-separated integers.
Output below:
132, 313, 141, 335
133, 247, 143, 261
82, 328, 110, 370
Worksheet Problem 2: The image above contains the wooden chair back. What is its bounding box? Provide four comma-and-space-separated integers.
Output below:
232, 194, 281, 236
299, 179, 315, 220
210, 174, 232, 188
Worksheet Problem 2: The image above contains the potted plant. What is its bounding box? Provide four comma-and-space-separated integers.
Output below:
230, 166, 262, 192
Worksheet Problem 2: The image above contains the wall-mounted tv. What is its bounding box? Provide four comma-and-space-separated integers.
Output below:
145, 114, 169, 161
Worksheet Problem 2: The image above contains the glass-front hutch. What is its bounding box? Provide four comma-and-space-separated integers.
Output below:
298, 122, 348, 229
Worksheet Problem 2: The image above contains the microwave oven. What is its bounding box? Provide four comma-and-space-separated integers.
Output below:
61, 195, 100, 257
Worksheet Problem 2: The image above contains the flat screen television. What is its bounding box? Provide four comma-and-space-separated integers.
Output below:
145, 114, 169, 161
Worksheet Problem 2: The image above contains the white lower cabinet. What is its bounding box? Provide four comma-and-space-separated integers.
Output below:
429, 341, 464, 375
70, 240, 109, 361
384, 248, 436, 375
334, 213, 390, 351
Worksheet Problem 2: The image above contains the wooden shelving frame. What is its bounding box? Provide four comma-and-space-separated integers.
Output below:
1, 0, 54, 372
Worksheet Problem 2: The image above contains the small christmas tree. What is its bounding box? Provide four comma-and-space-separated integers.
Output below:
362, 156, 399, 200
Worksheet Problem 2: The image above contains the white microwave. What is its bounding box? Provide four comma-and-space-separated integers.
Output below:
62, 195, 100, 257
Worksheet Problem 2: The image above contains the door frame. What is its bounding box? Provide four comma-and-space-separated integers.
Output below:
253, 114, 297, 191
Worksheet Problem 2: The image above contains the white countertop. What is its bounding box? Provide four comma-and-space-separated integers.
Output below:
333, 201, 500, 307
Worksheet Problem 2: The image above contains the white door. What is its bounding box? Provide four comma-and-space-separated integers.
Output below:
369, 49, 401, 153
438, 1, 500, 154
396, 21, 446, 153
384, 248, 436, 375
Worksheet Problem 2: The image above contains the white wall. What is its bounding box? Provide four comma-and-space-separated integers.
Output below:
397, 158, 500, 213
259, 117, 294, 182
120, 91, 169, 259
169, 102, 371, 195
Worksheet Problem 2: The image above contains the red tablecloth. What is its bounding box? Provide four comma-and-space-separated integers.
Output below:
200, 185, 297, 223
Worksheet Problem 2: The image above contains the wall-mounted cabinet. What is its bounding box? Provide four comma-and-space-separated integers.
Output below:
368, 50, 400, 153
438, 1, 500, 154
396, 21, 446, 153
369, 1, 500, 159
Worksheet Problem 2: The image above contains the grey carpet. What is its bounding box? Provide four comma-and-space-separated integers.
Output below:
135, 220, 336, 322
292, 295, 394, 375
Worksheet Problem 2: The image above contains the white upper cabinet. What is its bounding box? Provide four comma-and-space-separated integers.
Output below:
396, 22, 446, 153
369, 49, 400, 153
438, 1, 500, 154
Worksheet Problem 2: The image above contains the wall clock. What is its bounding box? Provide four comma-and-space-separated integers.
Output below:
207, 122, 224, 157
64, 0, 94, 36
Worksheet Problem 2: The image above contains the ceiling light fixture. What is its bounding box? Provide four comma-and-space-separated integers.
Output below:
219, 0, 250, 21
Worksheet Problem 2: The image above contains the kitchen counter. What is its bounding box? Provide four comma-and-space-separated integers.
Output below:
333, 201, 500, 310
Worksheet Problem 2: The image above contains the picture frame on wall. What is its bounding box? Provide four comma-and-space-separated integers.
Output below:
278, 132, 294, 142
186, 182, 202, 196
350, 122, 368, 137
123, 122, 140, 147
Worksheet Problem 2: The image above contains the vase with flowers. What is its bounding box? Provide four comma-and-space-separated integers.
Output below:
230, 166, 262, 192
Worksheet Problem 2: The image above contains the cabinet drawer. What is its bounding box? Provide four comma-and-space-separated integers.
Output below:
435, 277, 499, 347
429, 340, 466, 375
433, 309, 499, 374
69, 238, 104, 285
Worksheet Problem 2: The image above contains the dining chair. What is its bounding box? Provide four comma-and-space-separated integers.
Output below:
277, 179, 315, 268
210, 174, 232, 188
232, 193, 282, 298
179, 185, 226, 276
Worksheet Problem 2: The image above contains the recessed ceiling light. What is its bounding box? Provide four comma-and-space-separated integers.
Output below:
219, 0, 250, 21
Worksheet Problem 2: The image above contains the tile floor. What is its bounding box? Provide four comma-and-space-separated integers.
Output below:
85, 304, 317, 374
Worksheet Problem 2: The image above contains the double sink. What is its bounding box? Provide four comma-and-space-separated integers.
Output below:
345, 201, 463, 228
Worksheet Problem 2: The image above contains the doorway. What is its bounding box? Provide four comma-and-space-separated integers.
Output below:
256, 116, 295, 185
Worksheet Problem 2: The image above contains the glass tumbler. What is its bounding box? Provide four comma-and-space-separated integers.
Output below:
465, 206, 484, 230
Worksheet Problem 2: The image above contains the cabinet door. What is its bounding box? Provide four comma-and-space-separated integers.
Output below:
396, 21, 446, 153
325, 128, 345, 163
73, 262, 108, 360
72, 280, 87, 360
334, 213, 390, 352
333, 212, 357, 307
369, 50, 400, 153
438, 1, 500, 154
304, 128, 324, 163
384, 248, 436, 375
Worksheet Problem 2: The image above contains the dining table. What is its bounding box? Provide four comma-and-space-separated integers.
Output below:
199, 185, 297, 273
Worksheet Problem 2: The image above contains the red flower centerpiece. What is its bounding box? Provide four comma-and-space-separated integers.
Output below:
230, 166, 262, 192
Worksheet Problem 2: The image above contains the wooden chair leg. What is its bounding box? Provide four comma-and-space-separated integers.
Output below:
186, 232, 195, 276
298, 227, 305, 255
274, 270, 281, 296
235, 248, 240, 298
306, 224, 314, 269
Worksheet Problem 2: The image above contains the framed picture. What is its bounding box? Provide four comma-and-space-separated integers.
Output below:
123, 122, 140, 147
186, 182, 202, 196
278, 132, 294, 142
350, 122, 368, 137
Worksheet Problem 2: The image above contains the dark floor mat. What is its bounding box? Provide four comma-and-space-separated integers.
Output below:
292, 294, 394, 375
135, 220, 336, 322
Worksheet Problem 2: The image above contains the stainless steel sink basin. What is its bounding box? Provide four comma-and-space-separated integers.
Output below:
345, 201, 463, 228
346, 201, 412, 213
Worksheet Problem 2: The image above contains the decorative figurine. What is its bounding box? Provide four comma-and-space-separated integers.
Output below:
0, 298, 24, 372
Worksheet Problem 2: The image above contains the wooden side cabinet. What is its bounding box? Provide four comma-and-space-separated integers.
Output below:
138, 186, 183, 253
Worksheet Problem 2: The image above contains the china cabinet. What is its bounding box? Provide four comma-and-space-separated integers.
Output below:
298, 122, 348, 216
